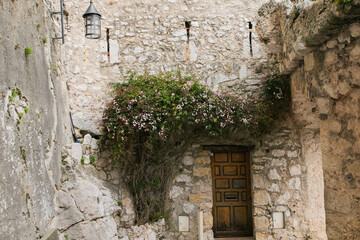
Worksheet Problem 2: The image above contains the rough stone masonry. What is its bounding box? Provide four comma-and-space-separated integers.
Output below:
0, 0, 359, 239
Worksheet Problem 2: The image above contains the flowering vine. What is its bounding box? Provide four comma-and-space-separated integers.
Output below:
101, 71, 289, 224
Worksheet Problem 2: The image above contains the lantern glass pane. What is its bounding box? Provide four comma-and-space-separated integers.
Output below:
84, 14, 101, 39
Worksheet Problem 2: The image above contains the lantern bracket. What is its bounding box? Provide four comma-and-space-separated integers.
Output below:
50, 0, 64, 44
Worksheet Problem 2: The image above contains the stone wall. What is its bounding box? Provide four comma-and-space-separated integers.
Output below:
3, 0, 358, 239
58, 125, 320, 240
57, 0, 336, 239
58, 139, 121, 240
166, 146, 214, 240
61, 0, 271, 135
58, 135, 167, 240
0, 0, 70, 239
164, 124, 322, 240
251, 120, 311, 240
257, 1, 360, 239
292, 32, 360, 239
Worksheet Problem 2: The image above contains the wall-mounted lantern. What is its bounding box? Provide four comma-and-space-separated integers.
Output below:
83, 0, 102, 39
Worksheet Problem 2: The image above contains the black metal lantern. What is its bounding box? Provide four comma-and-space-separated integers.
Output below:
83, 0, 101, 39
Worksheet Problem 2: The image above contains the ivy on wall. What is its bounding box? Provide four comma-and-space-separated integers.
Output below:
101, 71, 289, 224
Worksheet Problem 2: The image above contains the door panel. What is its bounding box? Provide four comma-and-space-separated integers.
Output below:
211, 151, 253, 237
234, 206, 247, 230
217, 207, 231, 231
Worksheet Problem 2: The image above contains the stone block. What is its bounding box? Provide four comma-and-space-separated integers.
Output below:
271, 158, 287, 167
276, 192, 291, 204
289, 165, 302, 176
183, 156, 194, 165
304, 52, 315, 71
253, 174, 265, 189
316, 98, 331, 114
323, 84, 339, 99
83, 134, 92, 145
326, 39, 337, 49
207, 74, 230, 86
98, 170, 108, 180
183, 202, 195, 214
256, 232, 269, 240
195, 156, 210, 164
239, 64, 247, 80
254, 190, 271, 205
268, 169, 281, 180
254, 216, 270, 232
193, 180, 212, 193
193, 167, 211, 177
252, 164, 265, 171
338, 31, 351, 44
109, 39, 120, 64
69, 179, 120, 220
208, 37, 216, 44
83, 155, 90, 164
324, 50, 338, 66
71, 143, 83, 163
91, 138, 98, 150
203, 211, 213, 229
170, 186, 184, 199
134, 46, 144, 54
176, 174, 192, 183
327, 119, 342, 133
253, 207, 266, 215
349, 41, 360, 62
286, 150, 298, 158
338, 81, 351, 96
122, 198, 134, 215
72, 113, 102, 136
271, 149, 285, 157
189, 41, 198, 62
189, 193, 211, 203
268, 183, 280, 192
172, 29, 186, 37
349, 22, 360, 38
200, 201, 212, 211
124, 55, 136, 64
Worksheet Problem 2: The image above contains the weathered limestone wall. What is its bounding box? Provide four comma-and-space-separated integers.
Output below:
59, 134, 167, 240
56, 0, 333, 239
0, 0, 71, 239
61, 0, 270, 135
251, 120, 311, 240
167, 146, 214, 240
166, 120, 320, 240
257, 1, 360, 238
58, 138, 122, 240
292, 31, 360, 239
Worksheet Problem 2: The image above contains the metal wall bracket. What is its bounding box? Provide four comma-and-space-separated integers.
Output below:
50, 0, 64, 44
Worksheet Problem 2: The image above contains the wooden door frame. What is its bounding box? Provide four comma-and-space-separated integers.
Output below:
204, 145, 254, 238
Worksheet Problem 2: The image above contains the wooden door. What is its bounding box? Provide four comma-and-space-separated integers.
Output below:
211, 151, 253, 238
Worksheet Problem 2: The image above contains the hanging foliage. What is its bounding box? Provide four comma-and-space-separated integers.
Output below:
100, 71, 289, 224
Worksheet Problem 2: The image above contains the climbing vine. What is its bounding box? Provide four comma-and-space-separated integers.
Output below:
333, 0, 353, 12
101, 71, 289, 224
